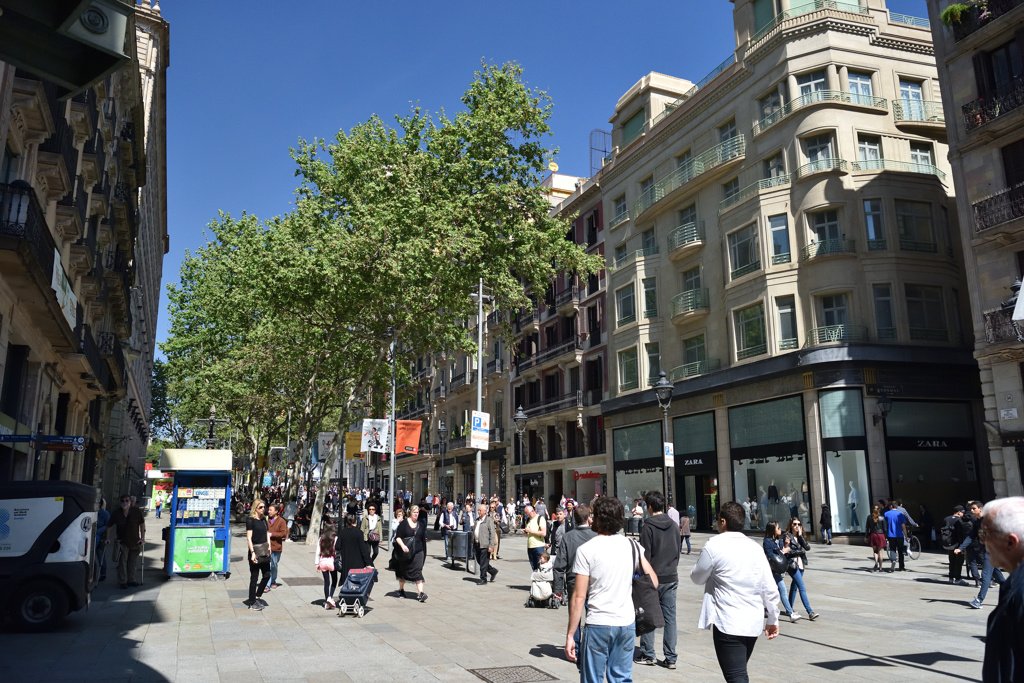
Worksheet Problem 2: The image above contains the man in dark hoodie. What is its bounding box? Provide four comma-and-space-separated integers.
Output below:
636, 490, 681, 669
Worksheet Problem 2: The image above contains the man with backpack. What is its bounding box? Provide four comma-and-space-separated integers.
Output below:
941, 505, 970, 585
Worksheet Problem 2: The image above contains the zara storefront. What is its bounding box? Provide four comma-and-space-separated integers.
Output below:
603, 349, 987, 541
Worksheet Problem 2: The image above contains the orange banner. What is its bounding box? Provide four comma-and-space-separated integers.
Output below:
395, 420, 423, 454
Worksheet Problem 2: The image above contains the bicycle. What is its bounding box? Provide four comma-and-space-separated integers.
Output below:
906, 533, 921, 561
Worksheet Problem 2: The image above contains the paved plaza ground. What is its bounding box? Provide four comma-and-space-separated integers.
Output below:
0, 512, 992, 682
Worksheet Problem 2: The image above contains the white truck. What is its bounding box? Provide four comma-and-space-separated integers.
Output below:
0, 481, 98, 630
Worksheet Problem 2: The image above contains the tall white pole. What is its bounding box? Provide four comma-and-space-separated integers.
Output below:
475, 278, 484, 504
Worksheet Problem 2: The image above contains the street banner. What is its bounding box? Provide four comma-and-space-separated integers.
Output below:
663, 442, 675, 468
345, 431, 362, 459
395, 421, 422, 454
470, 411, 490, 450
318, 432, 336, 460
360, 419, 389, 453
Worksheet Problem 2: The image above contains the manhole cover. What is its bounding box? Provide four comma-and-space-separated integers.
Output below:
276, 577, 324, 587
468, 666, 555, 683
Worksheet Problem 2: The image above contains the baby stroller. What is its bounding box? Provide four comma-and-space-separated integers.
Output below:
525, 560, 559, 609
336, 567, 377, 618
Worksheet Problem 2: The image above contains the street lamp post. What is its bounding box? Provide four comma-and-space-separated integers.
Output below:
513, 405, 528, 505
653, 371, 674, 508
437, 419, 448, 501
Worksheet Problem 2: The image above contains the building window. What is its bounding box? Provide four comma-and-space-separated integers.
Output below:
769, 214, 790, 264
873, 283, 896, 339
820, 293, 849, 327
678, 203, 697, 227
898, 78, 924, 118
910, 142, 934, 168
735, 303, 767, 359
719, 119, 737, 142
723, 177, 740, 201
848, 71, 873, 102
585, 210, 599, 246
640, 175, 654, 201
642, 228, 656, 253
623, 109, 645, 146
864, 199, 885, 250
895, 200, 936, 252
682, 266, 701, 291
618, 348, 639, 391
760, 90, 783, 119
810, 209, 841, 242
857, 135, 881, 164
804, 133, 834, 163
777, 295, 798, 349
677, 150, 692, 168
611, 195, 628, 226
729, 224, 760, 279
797, 70, 827, 96
905, 284, 947, 340
646, 342, 661, 383
684, 334, 706, 365
615, 284, 635, 326
614, 243, 627, 264
642, 277, 658, 318
764, 152, 785, 178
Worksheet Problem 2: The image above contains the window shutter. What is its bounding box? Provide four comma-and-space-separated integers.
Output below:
974, 51, 995, 100
1001, 139, 1024, 187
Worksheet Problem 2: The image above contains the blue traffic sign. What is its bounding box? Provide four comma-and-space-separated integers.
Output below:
0, 433, 35, 442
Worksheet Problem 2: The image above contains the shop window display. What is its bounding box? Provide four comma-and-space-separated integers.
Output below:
613, 422, 663, 515
818, 389, 870, 533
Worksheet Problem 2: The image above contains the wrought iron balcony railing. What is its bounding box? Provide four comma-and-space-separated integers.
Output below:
554, 285, 579, 309
634, 137, 746, 218
752, 89, 886, 137
984, 308, 1024, 343
800, 238, 856, 261
0, 182, 58, 290
667, 221, 706, 253
719, 174, 791, 213
850, 159, 946, 180
892, 99, 944, 123
748, 0, 869, 47
952, 0, 1024, 42
671, 288, 710, 317
806, 324, 868, 346
974, 183, 1024, 232
615, 245, 659, 268
668, 358, 721, 381
889, 12, 930, 28
737, 343, 768, 360
963, 74, 1024, 132
794, 158, 847, 180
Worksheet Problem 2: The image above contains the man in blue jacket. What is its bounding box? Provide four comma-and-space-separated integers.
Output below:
980, 496, 1024, 683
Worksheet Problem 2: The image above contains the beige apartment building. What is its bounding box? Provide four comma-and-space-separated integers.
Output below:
597, 0, 984, 536
0, 0, 169, 504
924, 0, 1024, 498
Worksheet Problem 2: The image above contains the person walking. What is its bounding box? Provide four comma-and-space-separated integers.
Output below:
979, 496, 1024, 682
865, 505, 888, 572
315, 521, 339, 609
523, 505, 548, 570
819, 505, 832, 545
691, 501, 780, 683
439, 502, 459, 562
360, 503, 383, 566
565, 496, 656, 682
554, 504, 597, 609
108, 493, 146, 589
635, 491, 681, 669
884, 501, 909, 573
335, 513, 371, 594
244, 499, 271, 611
95, 497, 110, 583
489, 501, 502, 560
392, 504, 428, 602
782, 517, 818, 620
680, 512, 692, 555
472, 503, 499, 585
763, 522, 800, 622
965, 501, 1007, 609
266, 503, 288, 590
942, 505, 970, 585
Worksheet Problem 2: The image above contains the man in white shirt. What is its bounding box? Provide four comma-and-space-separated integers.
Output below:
691, 501, 780, 683
566, 496, 656, 682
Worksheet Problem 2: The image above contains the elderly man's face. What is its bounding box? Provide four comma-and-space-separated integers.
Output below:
526, 506, 536, 518
447, 503, 454, 512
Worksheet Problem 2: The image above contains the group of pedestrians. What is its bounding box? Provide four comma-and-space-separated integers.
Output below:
943, 499, 1010, 610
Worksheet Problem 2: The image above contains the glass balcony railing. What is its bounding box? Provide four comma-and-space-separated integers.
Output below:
719, 174, 791, 213
850, 159, 946, 181
794, 158, 847, 180
668, 358, 721, 381
671, 288, 710, 317
800, 238, 856, 261
892, 99, 944, 123
806, 324, 868, 346
667, 221, 706, 253
634, 137, 746, 218
615, 245, 659, 268
749, 0, 870, 46
752, 90, 887, 136
889, 12, 930, 28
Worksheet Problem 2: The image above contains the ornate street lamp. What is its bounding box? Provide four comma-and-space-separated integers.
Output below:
874, 394, 893, 426
513, 405, 528, 504
437, 419, 448, 501
653, 371, 674, 507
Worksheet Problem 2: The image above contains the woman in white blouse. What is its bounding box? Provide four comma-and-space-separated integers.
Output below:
691, 501, 780, 683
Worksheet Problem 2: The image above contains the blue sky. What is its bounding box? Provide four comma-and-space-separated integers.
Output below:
156, 0, 929, 349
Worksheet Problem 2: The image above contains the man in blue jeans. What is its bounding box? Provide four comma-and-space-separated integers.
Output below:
883, 501, 908, 572
565, 496, 657, 683
964, 500, 1006, 608
636, 490, 681, 669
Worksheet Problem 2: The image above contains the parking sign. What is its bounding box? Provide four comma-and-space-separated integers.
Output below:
470, 411, 490, 450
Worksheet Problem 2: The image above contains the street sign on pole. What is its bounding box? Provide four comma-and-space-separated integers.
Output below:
470, 411, 490, 451
663, 442, 674, 468
41, 435, 85, 451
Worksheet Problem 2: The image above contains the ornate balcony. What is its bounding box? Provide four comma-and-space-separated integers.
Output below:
800, 238, 856, 261
752, 89, 886, 137
974, 184, 1024, 232
98, 331, 126, 388
952, 0, 1024, 42
984, 308, 1024, 344
806, 324, 868, 346
486, 357, 505, 375
793, 158, 847, 181
524, 390, 583, 418
667, 221, 706, 260
892, 99, 945, 133
555, 284, 579, 312
671, 288, 710, 323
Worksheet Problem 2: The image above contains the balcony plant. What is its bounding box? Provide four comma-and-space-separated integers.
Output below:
939, 2, 973, 25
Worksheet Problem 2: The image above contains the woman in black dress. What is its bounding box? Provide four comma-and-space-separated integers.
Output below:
335, 513, 371, 589
245, 499, 271, 611
393, 504, 428, 602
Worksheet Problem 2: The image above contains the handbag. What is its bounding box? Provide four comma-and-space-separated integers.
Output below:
630, 540, 664, 636
252, 542, 271, 564
498, 522, 510, 535
767, 547, 787, 575
368, 530, 381, 544
317, 555, 335, 572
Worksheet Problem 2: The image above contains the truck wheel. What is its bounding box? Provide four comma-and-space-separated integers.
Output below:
11, 581, 69, 632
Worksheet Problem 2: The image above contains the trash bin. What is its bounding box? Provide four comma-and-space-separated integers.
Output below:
449, 530, 474, 573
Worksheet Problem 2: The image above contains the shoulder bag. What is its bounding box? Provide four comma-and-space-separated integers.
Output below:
630, 540, 665, 636
252, 519, 271, 563
767, 544, 787, 575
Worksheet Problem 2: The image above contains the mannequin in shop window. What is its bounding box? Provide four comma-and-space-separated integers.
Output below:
848, 482, 860, 532
768, 481, 780, 503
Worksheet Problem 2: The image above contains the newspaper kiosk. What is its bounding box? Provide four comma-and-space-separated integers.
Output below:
159, 449, 232, 577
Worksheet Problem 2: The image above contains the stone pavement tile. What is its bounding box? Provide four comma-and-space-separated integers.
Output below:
217, 673, 264, 683
213, 639, 252, 654
216, 655, 260, 673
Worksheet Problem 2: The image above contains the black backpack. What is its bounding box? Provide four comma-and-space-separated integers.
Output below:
940, 516, 958, 550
